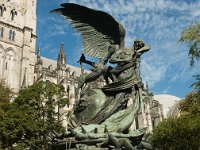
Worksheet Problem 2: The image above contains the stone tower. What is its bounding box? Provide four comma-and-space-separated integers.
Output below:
57, 43, 66, 84
0, 0, 37, 93
34, 46, 43, 81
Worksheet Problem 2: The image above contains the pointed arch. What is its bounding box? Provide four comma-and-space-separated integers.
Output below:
45, 79, 54, 83
4, 47, 16, 87
67, 85, 70, 99
0, 44, 5, 77
5, 47, 16, 61
0, 26, 4, 37
72, 71, 76, 78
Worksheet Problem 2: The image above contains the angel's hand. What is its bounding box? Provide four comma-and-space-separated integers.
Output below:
78, 54, 86, 63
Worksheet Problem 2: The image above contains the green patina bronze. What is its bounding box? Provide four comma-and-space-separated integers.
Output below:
51, 3, 152, 150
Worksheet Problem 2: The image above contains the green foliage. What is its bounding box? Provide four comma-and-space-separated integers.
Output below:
150, 116, 200, 150
179, 22, 200, 92
0, 80, 13, 149
179, 22, 200, 66
191, 75, 200, 93
0, 80, 12, 103
180, 92, 200, 116
150, 92, 200, 150
0, 81, 69, 149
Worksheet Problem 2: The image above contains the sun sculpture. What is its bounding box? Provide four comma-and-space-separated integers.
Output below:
51, 3, 152, 150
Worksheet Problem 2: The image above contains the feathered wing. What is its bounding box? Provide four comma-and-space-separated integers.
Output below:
51, 3, 125, 58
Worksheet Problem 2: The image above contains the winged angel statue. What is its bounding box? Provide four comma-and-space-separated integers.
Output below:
51, 3, 152, 150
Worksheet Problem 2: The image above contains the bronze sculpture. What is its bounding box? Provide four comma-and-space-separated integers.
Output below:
51, 3, 152, 150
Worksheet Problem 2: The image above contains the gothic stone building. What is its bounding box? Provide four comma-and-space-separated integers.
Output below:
0, 0, 36, 93
0, 0, 163, 131
34, 43, 93, 127
34, 43, 94, 109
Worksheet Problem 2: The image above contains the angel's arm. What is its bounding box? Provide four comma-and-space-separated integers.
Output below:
100, 45, 117, 64
78, 54, 95, 67
110, 60, 136, 74
136, 45, 151, 55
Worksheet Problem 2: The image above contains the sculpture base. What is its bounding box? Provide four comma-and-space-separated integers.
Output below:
52, 145, 109, 150
68, 148, 109, 150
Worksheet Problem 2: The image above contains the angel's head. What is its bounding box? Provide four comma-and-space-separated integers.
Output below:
133, 39, 145, 50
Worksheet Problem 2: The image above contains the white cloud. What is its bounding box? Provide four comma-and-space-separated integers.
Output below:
44, 16, 69, 37
47, 25, 66, 36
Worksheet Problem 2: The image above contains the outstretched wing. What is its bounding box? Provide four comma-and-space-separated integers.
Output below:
51, 3, 125, 58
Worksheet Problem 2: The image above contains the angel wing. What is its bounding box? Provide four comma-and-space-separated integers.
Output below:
51, 3, 125, 58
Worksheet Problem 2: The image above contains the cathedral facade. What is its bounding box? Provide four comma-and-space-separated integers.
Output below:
34, 43, 88, 109
0, 0, 36, 93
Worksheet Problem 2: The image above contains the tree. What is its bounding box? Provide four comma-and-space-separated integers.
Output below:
179, 22, 200, 66
179, 22, 200, 92
150, 92, 200, 150
180, 92, 200, 117
0, 79, 12, 119
191, 74, 200, 92
150, 116, 200, 150
0, 81, 69, 149
0, 79, 12, 103
0, 79, 13, 149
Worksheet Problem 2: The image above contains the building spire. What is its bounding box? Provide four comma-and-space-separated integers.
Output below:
57, 42, 66, 68
60, 42, 64, 53
35, 46, 43, 78
21, 68, 27, 89
146, 81, 149, 92
37, 46, 41, 58
35, 47, 43, 66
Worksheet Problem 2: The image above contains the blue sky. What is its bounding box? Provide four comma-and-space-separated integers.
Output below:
36, 0, 200, 98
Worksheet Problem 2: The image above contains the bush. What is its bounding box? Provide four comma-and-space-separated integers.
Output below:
150, 116, 200, 150
150, 92, 200, 150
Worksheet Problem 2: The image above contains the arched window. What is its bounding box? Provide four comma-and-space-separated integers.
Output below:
9, 30, 15, 41
0, 27, 4, 38
4, 48, 15, 87
12, 31, 15, 41
0, 4, 6, 17
0, 45, 5, 77
0, 6, 3, 16
9, 30, 12, 40
67, 85, 70, 99
72, 71, 76, 78
66, 68, 70, 79
5, 62, 8, 70
11, 9, 17, 21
